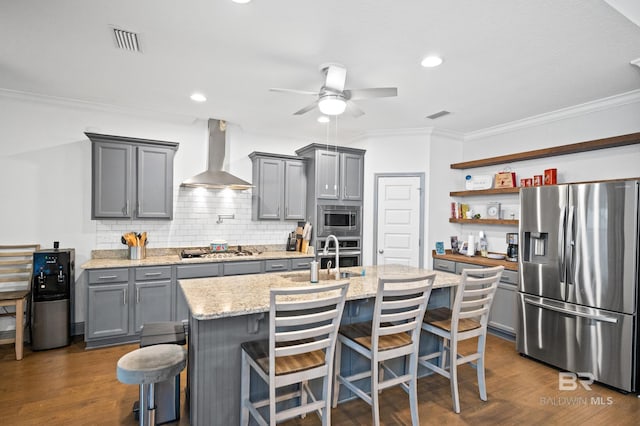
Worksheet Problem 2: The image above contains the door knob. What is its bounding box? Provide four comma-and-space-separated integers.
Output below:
378, 249, 384, 254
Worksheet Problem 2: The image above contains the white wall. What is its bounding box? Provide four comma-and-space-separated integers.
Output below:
452, 93, 640, 256
350, 130, 434, 266
1, 89, 639, 332
0, 93, 304, 329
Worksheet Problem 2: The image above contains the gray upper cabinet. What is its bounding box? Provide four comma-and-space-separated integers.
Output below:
284, 160, 306, 219
316, 150, 340, 199
249, 152, 307, 221
295, 144, 365, 202
340, 152, 364, 201
92, 141, 133, 218
87, 133, 179, 220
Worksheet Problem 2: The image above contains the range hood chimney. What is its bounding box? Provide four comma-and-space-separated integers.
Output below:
181, 119, 252, 190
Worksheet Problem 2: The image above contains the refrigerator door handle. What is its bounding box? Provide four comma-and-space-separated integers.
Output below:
523, 297, 618, 324
559, 206, 567, 283
566, 205, 575, 285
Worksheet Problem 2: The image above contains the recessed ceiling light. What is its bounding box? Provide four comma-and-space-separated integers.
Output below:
232, 0, 252, 4
421, 56, 443, 68
317, 116, 330, 123
190, 93, 207, 102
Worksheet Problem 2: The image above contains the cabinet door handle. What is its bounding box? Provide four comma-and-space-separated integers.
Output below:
125, 201, 130, 216
297, 262, 310, 268
378, 249, 384, 254
123, 289, 127, 305
277, 206, 280, 217
144, 272, 162, 277
137, 201, 141, 216
98, 275, 118, 280
136, 288, 140, 304
271, 264, 285, 269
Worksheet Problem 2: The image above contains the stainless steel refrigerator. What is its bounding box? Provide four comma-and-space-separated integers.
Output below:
516, 179, 639, 392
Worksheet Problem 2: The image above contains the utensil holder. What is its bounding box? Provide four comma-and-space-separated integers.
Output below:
129, 246, 146, 260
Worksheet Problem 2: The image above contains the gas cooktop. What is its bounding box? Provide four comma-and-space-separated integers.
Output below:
180, 248, 255, 259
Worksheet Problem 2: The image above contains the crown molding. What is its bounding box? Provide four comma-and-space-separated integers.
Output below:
465, 89, 640, 141
0, 88, 198, 125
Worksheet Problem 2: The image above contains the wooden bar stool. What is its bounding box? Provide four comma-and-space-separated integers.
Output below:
0, 244, 40, 360
240, 281, 349, 426
332, 273, 435, 426
418, 266, 503, 413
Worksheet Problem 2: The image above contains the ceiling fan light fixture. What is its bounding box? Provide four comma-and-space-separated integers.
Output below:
318, 95, 346, 115
421, 55, 443, 68
317, 116, 330, 123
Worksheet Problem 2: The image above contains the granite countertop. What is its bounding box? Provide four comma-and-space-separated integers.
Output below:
81, 250, 313, 270
180, 265, 460, 320
433, 249, 518, 271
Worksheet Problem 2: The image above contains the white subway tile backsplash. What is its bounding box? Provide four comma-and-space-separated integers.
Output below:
95, 187, 296, 249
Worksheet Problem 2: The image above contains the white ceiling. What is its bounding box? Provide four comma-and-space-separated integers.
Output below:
2, 0, 639, 141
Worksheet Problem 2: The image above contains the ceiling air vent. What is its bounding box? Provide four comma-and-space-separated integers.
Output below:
426, 110, 451, 120
112, 27, 141, 52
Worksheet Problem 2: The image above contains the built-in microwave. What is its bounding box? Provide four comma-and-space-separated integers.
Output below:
318, 205, 361, 237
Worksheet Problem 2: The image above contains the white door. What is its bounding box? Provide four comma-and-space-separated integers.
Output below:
376, 176, 422, 267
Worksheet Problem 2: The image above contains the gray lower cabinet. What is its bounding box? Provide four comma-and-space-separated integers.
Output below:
87, 133, 178, 220
264, 259, 290, 273
87, 283, 129, 339
87, 256, 314, 347
133, 266, 173, 332
86, 266, 175, 348
432, 258, 517, 338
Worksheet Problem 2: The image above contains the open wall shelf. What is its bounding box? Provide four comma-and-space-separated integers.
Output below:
449, 218, 518, 226
450, 131, 640, 170
450, 187, 519, 196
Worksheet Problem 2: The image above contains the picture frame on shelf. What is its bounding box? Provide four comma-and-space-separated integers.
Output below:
435, 241, 445, 255
486, 202, 501, 219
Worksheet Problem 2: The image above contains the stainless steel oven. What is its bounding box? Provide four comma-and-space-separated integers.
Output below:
318, 205, 361, 237
318, 238, 361, 269
319, 252, 361, 269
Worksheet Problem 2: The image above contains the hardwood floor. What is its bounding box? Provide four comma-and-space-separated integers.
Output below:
0, 334, 638, 425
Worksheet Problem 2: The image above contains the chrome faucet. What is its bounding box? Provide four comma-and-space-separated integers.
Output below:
323, 234, 340, 280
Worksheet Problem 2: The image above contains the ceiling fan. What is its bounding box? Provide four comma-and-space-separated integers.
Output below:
269, 63, 397, 117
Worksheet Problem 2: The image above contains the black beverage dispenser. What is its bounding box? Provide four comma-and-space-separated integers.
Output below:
31, 248, 74, 350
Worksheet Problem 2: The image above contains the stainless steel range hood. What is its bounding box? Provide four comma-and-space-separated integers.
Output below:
181, 119, 252, 190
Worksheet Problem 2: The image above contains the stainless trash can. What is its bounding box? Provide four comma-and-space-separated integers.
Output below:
133, 322, 186, 424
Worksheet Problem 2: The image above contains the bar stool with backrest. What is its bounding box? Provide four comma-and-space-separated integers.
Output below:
0, 244, 40, 360
240, 281, 349, 426
332, 273, 436, 426
418, 266, 503, 413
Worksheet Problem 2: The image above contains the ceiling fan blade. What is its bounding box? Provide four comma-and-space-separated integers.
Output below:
270, 88, 318, 96
293, 100, 319, 115
324, 65, 347, 92
343, 87, 398, 100
346, 100, 365, 118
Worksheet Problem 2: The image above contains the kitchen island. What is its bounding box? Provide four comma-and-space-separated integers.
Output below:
180, 264, 460, 426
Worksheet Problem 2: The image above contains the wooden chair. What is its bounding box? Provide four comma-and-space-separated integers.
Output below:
332, 273, 436, 426
418, 266, 503, 413
0, 244, 40, 360
240, 281, 349, 426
